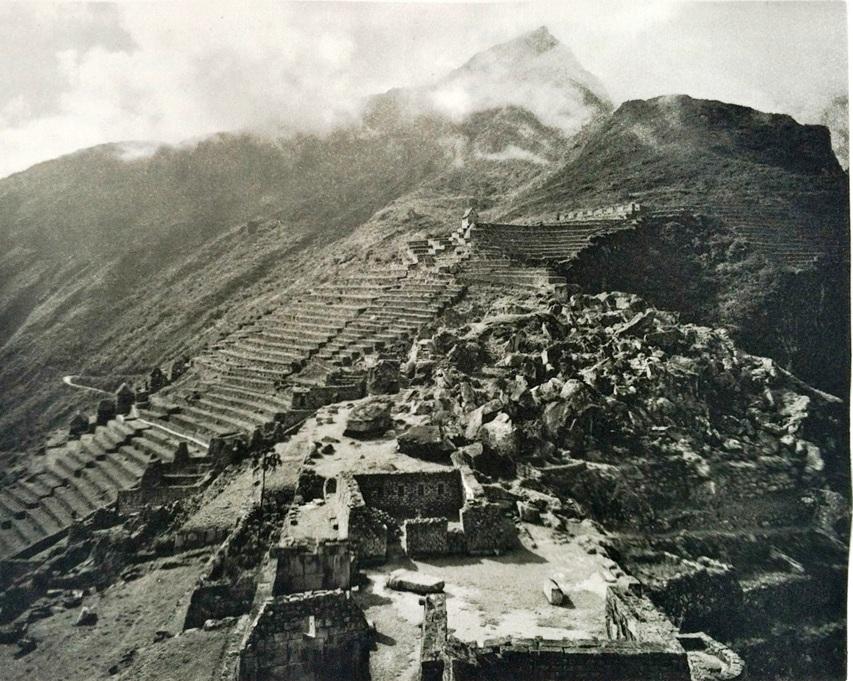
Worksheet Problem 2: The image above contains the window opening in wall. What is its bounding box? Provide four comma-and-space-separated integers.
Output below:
398, 484, 404, 496
304, 614, 316, 638
418, 484, 425, 496
437, 483, 445, 495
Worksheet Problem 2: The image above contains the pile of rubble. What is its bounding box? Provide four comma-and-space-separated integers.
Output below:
403, 291, 846, 533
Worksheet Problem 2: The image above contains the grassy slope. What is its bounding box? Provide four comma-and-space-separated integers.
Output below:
0, 109, 563, 452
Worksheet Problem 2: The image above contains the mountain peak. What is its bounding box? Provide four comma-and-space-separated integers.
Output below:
518, 26, 559, 54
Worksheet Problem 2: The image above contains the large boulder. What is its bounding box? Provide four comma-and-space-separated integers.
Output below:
344, 399, 392, 438
367, 359, 401, 395
397, 425, 453, 461
455, 442, 514, 479
478, 412, 519, 458
464, 399, 502, 440
530, 377, 564, 405
448, 341, 486, 374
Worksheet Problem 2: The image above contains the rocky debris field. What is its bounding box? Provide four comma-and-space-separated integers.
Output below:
401, 290, 847, 536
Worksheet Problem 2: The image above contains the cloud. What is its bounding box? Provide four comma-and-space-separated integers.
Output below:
0, 1, 847, 179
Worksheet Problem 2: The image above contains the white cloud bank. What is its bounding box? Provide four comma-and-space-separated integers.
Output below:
0, 1, 847, 179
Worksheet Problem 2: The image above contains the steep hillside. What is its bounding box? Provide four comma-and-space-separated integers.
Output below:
503, 95, 850, 396
0, 119, 573, 453
509, 95, 846, 223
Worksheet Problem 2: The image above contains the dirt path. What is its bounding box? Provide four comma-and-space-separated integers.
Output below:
61, 375, 111, 395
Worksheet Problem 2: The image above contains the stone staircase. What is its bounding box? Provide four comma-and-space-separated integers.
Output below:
405, 223, 473, 271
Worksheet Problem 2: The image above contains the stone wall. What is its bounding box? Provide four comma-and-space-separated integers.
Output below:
420, 590, 691, 681
460, 501, 517, 556
182, 507, 259, 630
334, 474, 387, 564
420, 594, 448, 681
605, 586, 679, 644
174, 526, 231, 552
292, 384, 365, 410
271, 539, 355, 595
238, 590, 371, 681
448, 639, 691, 681
402, 517, 449, 557
352, 470, 463, 518
183, 576, 256, 630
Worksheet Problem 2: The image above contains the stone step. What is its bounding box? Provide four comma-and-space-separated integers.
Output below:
196, 396, 273, 426
249, 332, 328, 348
206, 383, 291, 411
220, 362, 291, 381
219, 348, 301, 368
53, 483, 99, 519
237, 337, 315, 357
170, 402, 258, 436
166, 411, 235, 439
201, 389, 288, 418
219, 374, 275, 393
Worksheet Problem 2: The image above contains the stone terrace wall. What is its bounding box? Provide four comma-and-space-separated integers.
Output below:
183, 507, 261, 630
403, 517, 449, 557
184, 577, 256, 630
238, 589, 370, 681
353, 470, 463, 519
271, 539, 355, 595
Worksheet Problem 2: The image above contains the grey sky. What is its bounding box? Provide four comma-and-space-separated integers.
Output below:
0, 1, 847, 179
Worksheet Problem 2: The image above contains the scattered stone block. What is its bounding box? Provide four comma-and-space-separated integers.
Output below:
543, 578, 564, 605
517, 500, 541, 523
14, 637, 36, 658
478, 412, 519, 458
367, 359, 401, 394
397, 425, 452, 461
387, 569, 445, 594
344, 399, 392, 438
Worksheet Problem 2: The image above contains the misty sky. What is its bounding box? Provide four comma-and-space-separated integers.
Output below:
0, 1, 847, 179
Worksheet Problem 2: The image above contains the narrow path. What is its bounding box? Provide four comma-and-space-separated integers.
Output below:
61, 374, 111, 395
